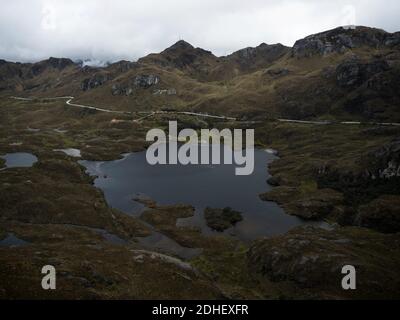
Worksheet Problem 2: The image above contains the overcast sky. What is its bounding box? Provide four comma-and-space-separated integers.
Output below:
0, 0, 399, 63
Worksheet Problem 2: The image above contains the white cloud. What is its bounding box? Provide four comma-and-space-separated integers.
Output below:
0, 0, 398, 63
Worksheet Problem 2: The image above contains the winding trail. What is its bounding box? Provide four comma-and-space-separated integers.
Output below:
10, 96, 400, 126
11, 96, 236, 122
12, 96, 130, 115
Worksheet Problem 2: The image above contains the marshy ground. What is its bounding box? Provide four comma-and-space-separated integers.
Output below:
1, 97, 399, 299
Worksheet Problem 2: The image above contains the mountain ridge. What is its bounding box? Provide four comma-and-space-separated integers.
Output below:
1, 25, 399, 121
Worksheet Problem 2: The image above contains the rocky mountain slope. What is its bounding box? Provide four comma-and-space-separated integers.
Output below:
1, 26, 399, 121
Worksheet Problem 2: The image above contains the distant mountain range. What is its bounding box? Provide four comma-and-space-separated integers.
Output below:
1, 26, 400, 121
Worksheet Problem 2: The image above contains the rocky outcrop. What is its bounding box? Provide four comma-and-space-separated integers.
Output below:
385, 32, 400, 47
292, 26, 396, 58
367, 137, 400, 179
316, 137, 400, 183
133, 74, 160, 88
204, 207, 243, 232
110, 74, 160, 95
336, 59, 390, 87
248, 226, 400, 298
111, 83, 133, 96
81, 73, 110, 91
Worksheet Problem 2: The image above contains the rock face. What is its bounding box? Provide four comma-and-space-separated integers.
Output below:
385, 32, 400, 46
133, 74, 160, 88
111, 83, 133, 96
367, 137, 400, 179
81, 73, 109, 91
292, 26, 397, 58
356, 195, 400, 233
248, 226, 400, 298
204, 207, 243, 232
336, 59, 390, 87
111, 74, 160, 95
314, 138, 400, 210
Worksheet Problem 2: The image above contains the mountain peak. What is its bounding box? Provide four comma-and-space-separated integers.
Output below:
165, 40, 194, 52
42, 57, 75, 69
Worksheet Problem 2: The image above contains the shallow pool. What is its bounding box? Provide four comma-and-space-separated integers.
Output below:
0, 152, 38, 168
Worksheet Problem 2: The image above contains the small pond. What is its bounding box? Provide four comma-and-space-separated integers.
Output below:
0, 233, 30, 247
0, 152, 38, 169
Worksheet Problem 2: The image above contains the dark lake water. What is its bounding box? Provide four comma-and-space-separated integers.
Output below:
0, 152, 38, 168
0, 233, 29, 247
80, 144, 312, 242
